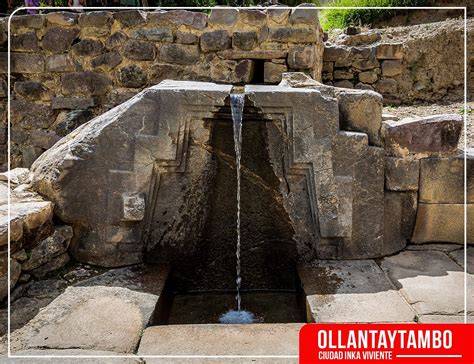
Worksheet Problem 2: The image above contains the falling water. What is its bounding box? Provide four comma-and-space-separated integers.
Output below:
231, 93, 244, 312
218, 93, 255, 325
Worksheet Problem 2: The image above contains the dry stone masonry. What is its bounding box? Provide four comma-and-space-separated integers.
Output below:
0, 6, 324, 171
0, 169, 73, 302
322, 19, 473, 105
0, 13, 472, 173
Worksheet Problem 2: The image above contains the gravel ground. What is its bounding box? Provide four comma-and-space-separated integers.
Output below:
383, 101, 473, 149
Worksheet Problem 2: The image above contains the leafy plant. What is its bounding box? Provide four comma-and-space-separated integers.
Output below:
320, 0, 430, 30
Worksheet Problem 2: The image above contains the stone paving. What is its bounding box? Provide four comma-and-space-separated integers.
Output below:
0, 244, 472, 361
300, 244, 473, 324
298, 260, 416, 323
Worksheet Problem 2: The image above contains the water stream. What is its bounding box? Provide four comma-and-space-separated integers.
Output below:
231, 93, 244, 312
218, 93, 255, 324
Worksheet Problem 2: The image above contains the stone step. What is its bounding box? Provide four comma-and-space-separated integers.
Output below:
298, 260, 416, 323
137, 323, 302, 358
10, 265, 170, 355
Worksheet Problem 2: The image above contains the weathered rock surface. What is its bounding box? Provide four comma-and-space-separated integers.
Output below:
11, 286, 158, 353
46, 54, 75, 73
335, 88, 383, 146
299, 260, 415, 323
148, 10, 207, 30
382, 60, 402, 76
51, 97, 95, 110
159, 44, 200, 65
0, 256, 21, 302
61, 72, 112, 96
113, 10, 146, 28
264, 62, 287, 83
200, 30, 231, 52
449, 247, 474, 274
384, 191, 417, 253
11, 53, 44, 73
22, 226, 73, 271
419, 155, 473, 203
117, 65, 146, 88
381, 250, 473, 316
208, 8, 238, 26
14, 81, 52, 101
385, 157, 419, 191
0, 193, 53, 246
138, 324, 302, 356
0, 168, 31, 185
41, 27, 79, 53
123, 40, 155, 61
31, 81, 232, 266
412, 203, 474, 244
71, 40, 104, 59
383, 114, 463, 158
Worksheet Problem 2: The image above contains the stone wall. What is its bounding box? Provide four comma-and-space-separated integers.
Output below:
0, 6, 324, 172
323, 19, 473, 105
1, 168, 73, 303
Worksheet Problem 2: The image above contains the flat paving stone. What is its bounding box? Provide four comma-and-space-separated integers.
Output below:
10, 286, 159, 354
298, 260, 415, 323
418, 315, 474, 323
137, 323, 302, 357
448, 247, 474, 273
381, 250, 474, 316
77, 264, 169, 296
7, 349, 141, 363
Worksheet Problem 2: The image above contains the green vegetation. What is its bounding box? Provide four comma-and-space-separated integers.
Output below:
320, 0, 430, 30
458, 106, 473, 116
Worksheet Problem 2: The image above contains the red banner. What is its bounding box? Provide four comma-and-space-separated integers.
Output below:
300, 324, 474, 363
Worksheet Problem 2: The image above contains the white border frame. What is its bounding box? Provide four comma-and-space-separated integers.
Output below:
6, 5, 469, 359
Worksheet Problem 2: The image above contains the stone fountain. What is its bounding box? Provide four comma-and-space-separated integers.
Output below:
31, 73, 463, 291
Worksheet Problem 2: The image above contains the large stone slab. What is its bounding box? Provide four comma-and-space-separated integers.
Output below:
248, 83, 388, 259
137, 324, 302, 356
419, 156, 473, 203
412, 203, 474, 244
384, 191, 417, 254
382, 114, 463, 158
448, 247, 474, 273
10, 286, 158, 353
0, 195, 53, 246
381, 250, 473, 316
335, 88, 383, 146
385, 157, 419, 191
298, 260, 415, 323
10, 350, 141, 363
32, 81, 232, 267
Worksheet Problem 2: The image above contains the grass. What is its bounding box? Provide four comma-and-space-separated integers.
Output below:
458, 106, 473, 116
320, 0, 430, 31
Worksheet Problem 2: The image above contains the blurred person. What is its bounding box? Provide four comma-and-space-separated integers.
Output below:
69, 0, 85, 11
25, 0, 40, 14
